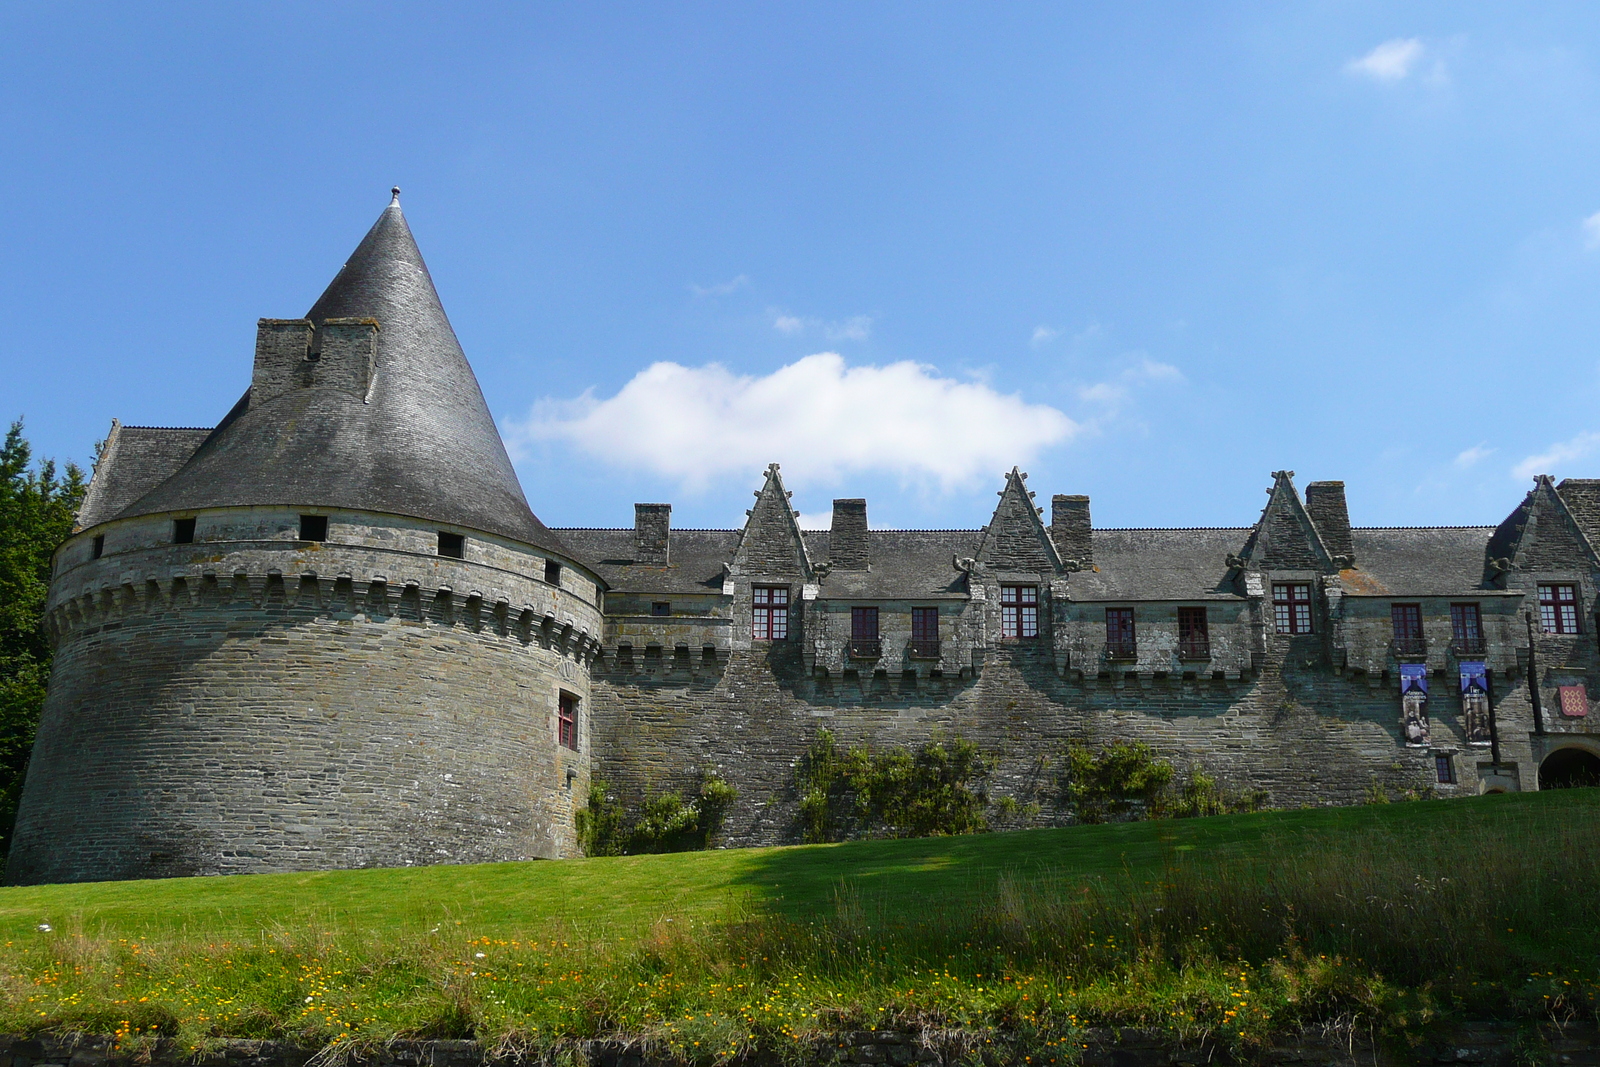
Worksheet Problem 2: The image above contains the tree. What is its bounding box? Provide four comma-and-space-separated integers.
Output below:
0, 421, 87, 859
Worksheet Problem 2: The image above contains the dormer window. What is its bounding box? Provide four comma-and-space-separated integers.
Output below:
299, 515, 328, 543
1272, 582, 1313, 634
437, 532, 465, 559
752, 585, 789, 640
1538, 583, 1581, 634
172, 518, 196, 544
1000, 585, 1038, 638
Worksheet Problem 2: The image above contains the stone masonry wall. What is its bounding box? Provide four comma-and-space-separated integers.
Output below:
9, 511, 603, 885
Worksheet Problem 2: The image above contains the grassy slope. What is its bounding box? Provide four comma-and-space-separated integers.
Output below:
0, 789, 1591, 943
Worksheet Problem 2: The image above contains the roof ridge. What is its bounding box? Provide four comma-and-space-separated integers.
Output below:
1353, 525, 1497, 531
119, 425, 214, 432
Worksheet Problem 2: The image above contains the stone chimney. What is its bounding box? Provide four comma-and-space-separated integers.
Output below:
1305, 481, 1354, 561
830, 499, 869, 570
1051, 495, 1093, 566
315, 318, 380, 398
634, 503, 671, 564
251, 319, 314, 405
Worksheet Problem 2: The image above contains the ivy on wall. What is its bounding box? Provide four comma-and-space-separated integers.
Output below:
576, 774, 737, 856
795, 730, 995, 843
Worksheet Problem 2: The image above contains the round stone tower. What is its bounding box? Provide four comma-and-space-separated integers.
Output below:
8, 193, 603, 884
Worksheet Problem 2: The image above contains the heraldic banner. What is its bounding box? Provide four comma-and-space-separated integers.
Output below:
1400, 663, 1430, 745
1459, 661, 1490, 744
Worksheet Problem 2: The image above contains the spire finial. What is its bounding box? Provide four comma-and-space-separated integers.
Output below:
390, 186, 401, 204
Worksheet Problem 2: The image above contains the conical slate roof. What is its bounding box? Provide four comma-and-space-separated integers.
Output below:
123, 193, 569, 556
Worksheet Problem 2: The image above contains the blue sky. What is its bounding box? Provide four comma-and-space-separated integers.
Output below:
5, 4, 1600, 533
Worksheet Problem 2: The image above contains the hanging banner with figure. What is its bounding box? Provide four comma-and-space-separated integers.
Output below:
1400, 663, 1430, 745
1459, 662, 1490, 744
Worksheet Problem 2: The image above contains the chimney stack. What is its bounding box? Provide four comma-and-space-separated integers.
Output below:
830, 499, 870, 570
634, 503, 671, 564
1051, 495, 1093, 566
1305, 481, 1353, 560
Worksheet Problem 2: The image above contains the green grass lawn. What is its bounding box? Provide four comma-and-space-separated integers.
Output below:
0, 790, 1593, 1058
0, 788, 1589, 941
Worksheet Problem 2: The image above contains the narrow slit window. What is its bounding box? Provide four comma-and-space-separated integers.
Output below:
437, 531, 465, 559
544, 560, 562, 585
172, 518, 196, 544
558, 691, 579, 751
92, 534, 104, 559
299, 515, 328, 542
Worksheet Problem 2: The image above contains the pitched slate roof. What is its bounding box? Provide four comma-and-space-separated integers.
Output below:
1341, 527, 1498, 596
1070, 528, 1249, 601
555, 529, 740, 594
76, 423, 213, 530
807, 530, 979, 598
112, 194, 570, 556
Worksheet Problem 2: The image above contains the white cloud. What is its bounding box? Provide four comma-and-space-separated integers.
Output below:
770, 311, 873, 341
1030, 325, 1060, 348
690, 274, 749, 298
1077, 357, 1184, 410
1346, 38, 1425, 82
1582, 212, 1600, 250
1512, 431, 1600, 481
1454, 443, 1495, 469
511, 352, 1077, 490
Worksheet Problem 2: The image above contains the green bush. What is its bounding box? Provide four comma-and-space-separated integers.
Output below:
796, 730, 994, 843
1063, 741, 1267, 823
577, 774, 736, 856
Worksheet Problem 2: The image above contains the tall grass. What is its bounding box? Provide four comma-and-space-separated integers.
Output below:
0, 798, 1594, 1061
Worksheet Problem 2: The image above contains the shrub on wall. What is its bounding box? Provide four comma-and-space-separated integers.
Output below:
796, 730, 994, 843
577, 774, 736, 857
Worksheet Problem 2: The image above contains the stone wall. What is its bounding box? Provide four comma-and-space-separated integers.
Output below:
8, 510, 603, 885
588, 627, 1549, 848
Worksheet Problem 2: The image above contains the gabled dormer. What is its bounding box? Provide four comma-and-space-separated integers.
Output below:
1234, 470, 1334, 574
973, 468, 1065, 574
1486, 475, 1600, 580
728, 463, 814, 583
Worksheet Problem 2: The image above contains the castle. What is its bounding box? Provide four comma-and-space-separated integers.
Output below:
12, 194, 1600, 884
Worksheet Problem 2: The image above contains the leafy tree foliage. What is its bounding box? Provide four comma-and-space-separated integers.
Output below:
0, 421, 87, 857
576, 774, 737, 856
796, 730, 994, 843
1061, 740, 1268, 823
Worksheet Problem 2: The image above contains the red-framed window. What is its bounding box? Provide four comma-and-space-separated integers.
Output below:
1391, 603, 1423, 654
1000, 584, 1038, 638
1177, 606, 1209, 659
1450, 603, 1483, 652
1272, 582, 1313, 634
911, 607, 938, 643
752, 585, 790, 640
557, 691, 578, 751
1105, 608, 1136, 658
1538, 583, 1581, 634
851, 606, 879, 640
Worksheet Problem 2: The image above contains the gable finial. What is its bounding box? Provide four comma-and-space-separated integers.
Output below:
390, 186, 401, 204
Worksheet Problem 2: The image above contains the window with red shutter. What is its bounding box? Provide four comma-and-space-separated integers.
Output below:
558, 692, 579, 751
